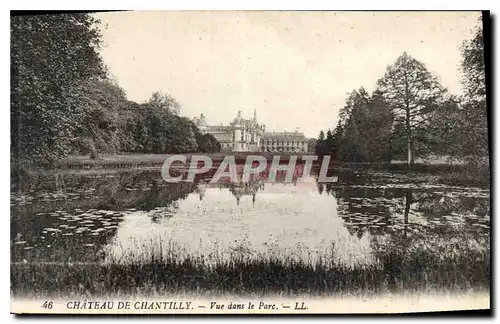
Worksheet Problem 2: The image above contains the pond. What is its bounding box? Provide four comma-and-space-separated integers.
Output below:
11, 167, 490, 273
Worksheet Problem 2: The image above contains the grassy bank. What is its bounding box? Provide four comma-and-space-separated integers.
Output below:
55, 152, 316, 169
11, 153, 490, 196
15, 153, 490, 179
438, 162, 491, 188
11, 238, 489, 298
334, 161, 490, 188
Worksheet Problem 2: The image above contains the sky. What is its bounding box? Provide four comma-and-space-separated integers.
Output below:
96, 11, 481, 138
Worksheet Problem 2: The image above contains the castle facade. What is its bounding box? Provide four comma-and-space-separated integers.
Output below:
193, 110, 308, 153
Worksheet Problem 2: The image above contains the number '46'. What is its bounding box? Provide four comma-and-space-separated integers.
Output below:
42, 301, 53, 309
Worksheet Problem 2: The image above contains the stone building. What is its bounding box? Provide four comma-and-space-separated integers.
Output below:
260, 131, 308, 153
193, 110, 308, 153
193, 110, 265, 152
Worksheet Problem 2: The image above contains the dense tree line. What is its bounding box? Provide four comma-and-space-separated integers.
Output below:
74, 83, 221, 157
316, 18, 488, 165
11, 14, 220, 167
315, 88, 393, 162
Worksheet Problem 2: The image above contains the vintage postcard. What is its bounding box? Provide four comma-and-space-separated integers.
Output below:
10, 10, 490, 314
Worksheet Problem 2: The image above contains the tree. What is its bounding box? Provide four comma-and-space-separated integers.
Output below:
11, 13, 106, 165
307, 138, 317, 153
318, 130, 325, 141
377, 52, 446, 165
315, 130, 325, 156
324, 130, 334, 155
425, 95, 463, 158
71, 78, 129, 156
364, 90, 394, 162
458, 19, 488, 159
147, 91, 181, 115
337, 89, 370, 162
129, 92, 201, 154
196, 132, 222, 153
461, 18, 486, 101
429, 19, 488, 161
328, 88, 393, 163
331, 121, 343, 159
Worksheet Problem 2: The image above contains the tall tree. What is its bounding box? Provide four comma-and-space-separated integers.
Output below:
324, 130, 334, 155
459, 18, 488, 159
429, 19, 487, 161
337, 89, 370, 162
315, 130, 325, 156
196, 132, 222, 153
377, 52, 446, 165
425, 95, 463, 158
461, 18, 486, 101
11, 13, 106, 164
364, 90, 394, 162
70, 78, 129, 157
133, 92, 200, 154
147, 91, 181, 115
307, 138, 317, 153
331, 121, 343, 160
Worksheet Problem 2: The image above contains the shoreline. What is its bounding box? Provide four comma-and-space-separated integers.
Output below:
18, 152, 488, 171
10, 153, 490, 189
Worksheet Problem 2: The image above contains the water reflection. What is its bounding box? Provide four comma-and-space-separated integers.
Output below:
196, 176, 265, 206
324, 182, 490, 239
320, 172, 490, 277
11, 167, 490, 269
10, 170, 199, 261
104, 177, 375, 267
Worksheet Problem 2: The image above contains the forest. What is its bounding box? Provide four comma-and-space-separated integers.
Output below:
11, 13, 221, 170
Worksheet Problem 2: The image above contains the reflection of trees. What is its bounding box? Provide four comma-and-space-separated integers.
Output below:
325, 182, 406, 239
14, 170, 200, 213
325, 174, 490, 290
314, 169, 367, 195
412, 193, 490, 233
137, 179, 198, 211
403, 190, 411, 238
328, 180, 490, 241
369, 188, 490, 291
317, 182, 324, 195
11, 170, 203, 261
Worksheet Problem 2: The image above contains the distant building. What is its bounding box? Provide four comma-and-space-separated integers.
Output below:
260, 131, 308, 153
193, 110, 307, 153
193, 110, 264, 152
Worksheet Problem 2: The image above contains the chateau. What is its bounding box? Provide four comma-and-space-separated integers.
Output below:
193, 110, 308, 153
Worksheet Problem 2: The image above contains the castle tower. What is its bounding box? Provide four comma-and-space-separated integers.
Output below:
233, 110, 243, 152
255, 109, 263, 152
197, 113, 207, 134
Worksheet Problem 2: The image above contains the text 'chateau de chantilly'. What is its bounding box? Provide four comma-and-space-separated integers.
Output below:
193, 110, 309, 153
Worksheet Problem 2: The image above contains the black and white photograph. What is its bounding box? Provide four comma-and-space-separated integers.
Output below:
10, 10, 490, 314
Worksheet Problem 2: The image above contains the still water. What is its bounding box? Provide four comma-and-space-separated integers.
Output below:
11, 168, 490, 267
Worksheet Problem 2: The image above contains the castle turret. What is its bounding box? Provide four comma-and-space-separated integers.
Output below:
197, 113, 208, 134
233, 111, 243, 152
